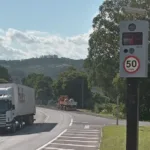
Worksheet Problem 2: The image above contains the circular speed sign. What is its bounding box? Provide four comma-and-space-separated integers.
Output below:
123, 56, 140, 73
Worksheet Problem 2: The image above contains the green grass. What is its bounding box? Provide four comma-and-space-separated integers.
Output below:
78, 109, 115, 119
101, 125, 150, 150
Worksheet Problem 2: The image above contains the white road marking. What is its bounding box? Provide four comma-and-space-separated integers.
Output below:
60, 136, 99, 139
36, 129, 67, 150
73, 121, 88, 124
45, 147, 74, 150
51, 143, 97, 147
99, 124, 105, 149
69, 118, 73, 127
67, 129, 99, 132
101, 128, 103, 139
67, 131, 99, 134
38, 109, 49, 123
57, 139, 98, 143
0, 139, 4, 143
84, 125, 89, 129
64, 134, 98, 137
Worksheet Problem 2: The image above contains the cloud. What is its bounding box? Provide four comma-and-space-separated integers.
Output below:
0, 28, 93, 60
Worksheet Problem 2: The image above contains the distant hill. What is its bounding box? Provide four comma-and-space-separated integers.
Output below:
0, 55, 84, 83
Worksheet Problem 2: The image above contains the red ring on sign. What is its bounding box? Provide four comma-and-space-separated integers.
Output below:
123, 56, 140, 73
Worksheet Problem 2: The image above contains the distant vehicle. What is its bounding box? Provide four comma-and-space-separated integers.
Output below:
57, 95, 77, 111
0, 83, 36, 133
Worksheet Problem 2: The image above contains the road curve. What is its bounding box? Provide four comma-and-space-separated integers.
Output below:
0, 107, 71, 150
0, 107, 150, 150
35, 108, 116, 150
35, 107, 150, 150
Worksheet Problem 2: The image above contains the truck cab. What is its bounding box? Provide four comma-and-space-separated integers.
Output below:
0, 83, 35, 133
0, 87, 16, 132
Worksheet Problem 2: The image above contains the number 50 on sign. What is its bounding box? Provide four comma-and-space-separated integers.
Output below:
123, 56, 140, 73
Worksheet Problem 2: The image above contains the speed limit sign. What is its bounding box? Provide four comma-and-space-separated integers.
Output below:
123, 56, 140, 73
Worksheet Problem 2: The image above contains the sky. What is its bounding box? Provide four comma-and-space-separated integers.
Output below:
0, 0, 103, 60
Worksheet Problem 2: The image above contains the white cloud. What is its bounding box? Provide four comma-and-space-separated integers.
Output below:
0, 28, 93, 60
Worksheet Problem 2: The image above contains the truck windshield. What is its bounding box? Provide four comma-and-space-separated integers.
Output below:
0, 100, 10, 112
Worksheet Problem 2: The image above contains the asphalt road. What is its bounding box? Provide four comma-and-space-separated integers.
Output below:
0, 107, 71, 150
0, 107, 150, 150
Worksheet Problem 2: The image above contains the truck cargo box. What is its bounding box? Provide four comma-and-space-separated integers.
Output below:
0, 83, 36, 116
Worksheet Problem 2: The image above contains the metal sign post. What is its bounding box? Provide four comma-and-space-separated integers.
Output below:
119, 20, 149, 150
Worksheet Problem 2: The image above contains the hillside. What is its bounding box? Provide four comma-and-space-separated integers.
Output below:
0, 55, 84, 83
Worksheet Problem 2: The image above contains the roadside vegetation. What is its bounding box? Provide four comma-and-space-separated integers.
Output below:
1, 0, 150, 122
101, 126, 150, 150
1, 0, 150, 149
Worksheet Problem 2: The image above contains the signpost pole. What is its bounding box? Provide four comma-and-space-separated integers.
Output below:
116, 95, 119, 125
126, 78, 139, 150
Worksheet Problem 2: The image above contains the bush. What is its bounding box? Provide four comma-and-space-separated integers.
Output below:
112, 103, 125, 119
94, 103, 114, 114
0, 78, 8, 83
103, 103, 114, 113
94, 103, 103, 113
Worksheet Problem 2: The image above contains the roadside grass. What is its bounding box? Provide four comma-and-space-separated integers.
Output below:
100, 125, 150, 150
78, 109, 115, 119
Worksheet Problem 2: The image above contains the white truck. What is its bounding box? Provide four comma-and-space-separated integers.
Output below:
0, 83, 36, 133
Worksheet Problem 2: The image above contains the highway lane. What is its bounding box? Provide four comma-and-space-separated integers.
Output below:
37, 109, 115, 150
69, 110, 150, 126
0, 107, 71, 150
0, 107, 150, 150
38, 108, 150, 150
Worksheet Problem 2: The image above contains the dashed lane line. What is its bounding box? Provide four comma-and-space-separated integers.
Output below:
50, 143, 97, 148
63, 134, 99, 137
37, 109, 50, 123
69, 118, 73, 127
56, 139, 98, 143
44, 147, 74, 150
0, 138, 4, 143
60, 136, 99, 139
66, 131, 99, 134
67, 129, 99, 132
84, 125, 90, 129
73, 121, 88, 124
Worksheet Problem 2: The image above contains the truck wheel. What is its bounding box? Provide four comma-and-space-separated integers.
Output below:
28, 115, 34, 125
11, 123, 16, 133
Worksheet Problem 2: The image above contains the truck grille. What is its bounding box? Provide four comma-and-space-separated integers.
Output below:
0, 114, 6, 127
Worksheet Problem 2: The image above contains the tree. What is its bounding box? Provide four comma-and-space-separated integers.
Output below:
53, 67, 92, 108
22, 73, 53, 104
85, 1, 150, 95
84, 0, 150, 120
0, 66, 11, 81
112, 73, 126, 103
